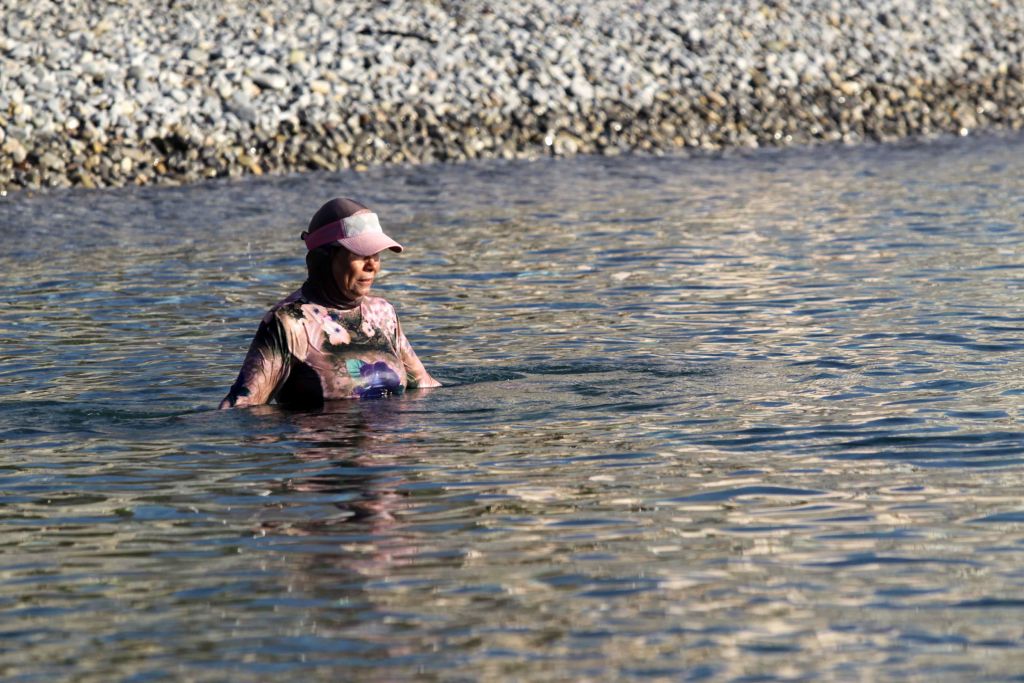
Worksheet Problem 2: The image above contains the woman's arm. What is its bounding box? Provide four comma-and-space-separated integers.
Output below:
219, 314, 293, 408
396, 321, 441, 389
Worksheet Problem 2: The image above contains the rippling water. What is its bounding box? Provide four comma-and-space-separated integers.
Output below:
3, 134, 1024, 680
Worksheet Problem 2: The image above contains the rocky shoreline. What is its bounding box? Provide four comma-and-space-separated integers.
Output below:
2, 0, 1024, 192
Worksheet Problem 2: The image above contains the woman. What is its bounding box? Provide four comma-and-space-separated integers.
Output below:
219, 197, 441, 409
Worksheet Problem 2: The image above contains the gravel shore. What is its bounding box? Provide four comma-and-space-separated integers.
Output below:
2, 0, 1024, 191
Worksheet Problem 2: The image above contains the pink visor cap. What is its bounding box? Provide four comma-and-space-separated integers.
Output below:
302, 212, 404, 256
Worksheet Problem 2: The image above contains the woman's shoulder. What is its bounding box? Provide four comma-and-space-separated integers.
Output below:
362, 295, 400, 321
261, 289, 309, 324
361, 296, 400, 335
362, 295, 397, 314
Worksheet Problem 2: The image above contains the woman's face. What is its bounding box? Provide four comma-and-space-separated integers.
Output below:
332, 248, 382, 300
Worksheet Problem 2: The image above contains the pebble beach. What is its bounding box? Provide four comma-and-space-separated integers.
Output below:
2, 0, 1024, 191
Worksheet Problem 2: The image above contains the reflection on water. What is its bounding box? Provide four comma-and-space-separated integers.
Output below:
2, 134, 1024, 679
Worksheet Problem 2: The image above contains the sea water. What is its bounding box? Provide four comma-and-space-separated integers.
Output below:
2, 134, 1024, 680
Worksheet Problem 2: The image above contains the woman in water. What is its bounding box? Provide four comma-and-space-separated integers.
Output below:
219, 197, 441, 409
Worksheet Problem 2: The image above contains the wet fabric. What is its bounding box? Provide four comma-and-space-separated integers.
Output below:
221, 289, 436, 407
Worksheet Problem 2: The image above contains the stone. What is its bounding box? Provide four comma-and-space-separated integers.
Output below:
40, 152, 64, 169
253, 72, 288, 90
4, 137, 27, 163
3, 0, 1024, 191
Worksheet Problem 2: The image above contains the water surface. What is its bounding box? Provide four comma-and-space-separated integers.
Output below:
2, 135, 1024, 680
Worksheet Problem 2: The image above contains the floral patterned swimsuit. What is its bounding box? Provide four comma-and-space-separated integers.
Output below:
222, 289, 435, 407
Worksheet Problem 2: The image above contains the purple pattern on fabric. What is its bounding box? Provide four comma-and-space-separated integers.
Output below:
355, 361, 404, 399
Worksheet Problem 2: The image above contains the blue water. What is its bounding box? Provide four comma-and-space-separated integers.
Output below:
2, 134, 1024, 680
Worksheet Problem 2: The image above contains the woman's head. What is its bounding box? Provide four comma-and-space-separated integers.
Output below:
302, 198, 402, 305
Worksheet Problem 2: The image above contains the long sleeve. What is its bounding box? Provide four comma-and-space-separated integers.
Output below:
396, 320, 441, 389
219, 313, 293, 408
